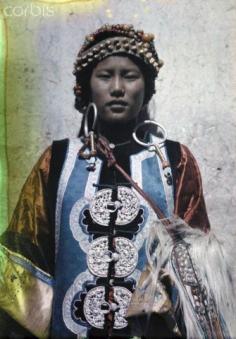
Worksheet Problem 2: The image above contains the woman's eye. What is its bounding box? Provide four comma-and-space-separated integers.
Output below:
124, 73, 139, 80
97, 73, 111, 79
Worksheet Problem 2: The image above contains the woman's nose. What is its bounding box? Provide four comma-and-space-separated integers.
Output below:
110, 76, 125, 97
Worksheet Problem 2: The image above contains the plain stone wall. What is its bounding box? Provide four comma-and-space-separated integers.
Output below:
2, 0, 236, 238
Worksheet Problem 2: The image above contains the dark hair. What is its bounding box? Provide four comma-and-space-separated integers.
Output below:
74, 53, 156, 113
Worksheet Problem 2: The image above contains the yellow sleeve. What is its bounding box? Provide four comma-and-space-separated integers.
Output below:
0, 147, 53, 338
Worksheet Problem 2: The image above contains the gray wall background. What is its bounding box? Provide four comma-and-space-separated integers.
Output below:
2, 0, 236, 239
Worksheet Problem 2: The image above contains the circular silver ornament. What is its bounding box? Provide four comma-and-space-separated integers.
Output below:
89, 186, 140, 226
113, 286, 132, 329
87, 236, 138, 277
83, 286, 132, 329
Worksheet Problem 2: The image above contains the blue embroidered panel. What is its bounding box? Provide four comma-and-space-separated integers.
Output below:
142, 154, 169, 218
51, 144, 171, 337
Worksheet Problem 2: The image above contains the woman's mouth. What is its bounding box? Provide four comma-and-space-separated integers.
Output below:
107, 100, 128, 112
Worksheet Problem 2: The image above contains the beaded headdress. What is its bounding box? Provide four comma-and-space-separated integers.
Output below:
73, 24, 164, 112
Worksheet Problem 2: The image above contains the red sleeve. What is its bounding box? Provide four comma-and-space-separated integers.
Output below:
174, 144, 210, 232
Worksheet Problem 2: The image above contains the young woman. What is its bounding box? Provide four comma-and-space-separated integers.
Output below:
0, 24, 233, 339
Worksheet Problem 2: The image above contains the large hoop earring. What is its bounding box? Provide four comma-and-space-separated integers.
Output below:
132, 120, 167, 148
84, 102, 98, 137
132, 120, 172, 185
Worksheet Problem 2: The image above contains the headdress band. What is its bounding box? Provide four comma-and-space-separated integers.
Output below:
73, 24, 163, 76
74, 36, 163, 75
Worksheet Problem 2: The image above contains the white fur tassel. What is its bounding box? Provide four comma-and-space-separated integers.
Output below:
146, 218, 236, 338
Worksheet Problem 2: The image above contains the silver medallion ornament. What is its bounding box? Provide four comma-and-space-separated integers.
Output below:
113, 286, 133, 329
87, 236, 138, 277
83, 286, 132, 329
89, 186, 140, 226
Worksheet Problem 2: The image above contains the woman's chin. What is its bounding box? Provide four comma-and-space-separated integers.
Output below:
99, 113, 129, 125
98, 109, 137, 125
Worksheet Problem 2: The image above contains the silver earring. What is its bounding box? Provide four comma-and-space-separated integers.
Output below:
132, 120, 172, 185
82, 103, 98, 171
84, 102, 98, 137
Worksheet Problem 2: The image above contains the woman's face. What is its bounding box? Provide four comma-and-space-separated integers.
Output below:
90, 56, 145, 124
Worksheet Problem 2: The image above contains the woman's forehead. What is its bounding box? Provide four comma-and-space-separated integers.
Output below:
93, 55, 142, 72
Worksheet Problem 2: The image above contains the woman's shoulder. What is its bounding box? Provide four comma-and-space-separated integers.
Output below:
165, 139, 182, 168
39, 138, 70, 166
166, 139, 197, 159
165, 139, 200, 172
